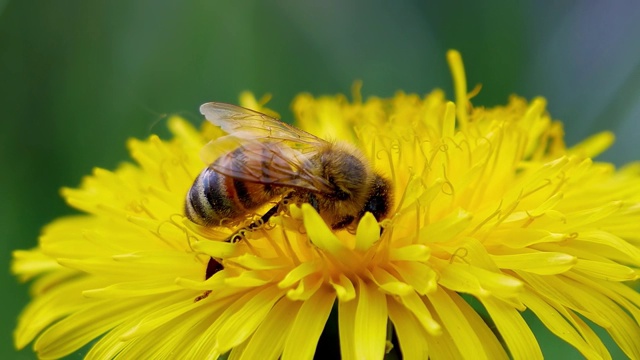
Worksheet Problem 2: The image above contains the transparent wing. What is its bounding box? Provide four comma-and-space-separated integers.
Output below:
199, 102, 327, 151
199, 135, 244, 165
208, 139, 333, 193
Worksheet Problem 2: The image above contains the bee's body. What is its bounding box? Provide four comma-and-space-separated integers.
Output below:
185, 143, 287, 227
185, 102, 393, 231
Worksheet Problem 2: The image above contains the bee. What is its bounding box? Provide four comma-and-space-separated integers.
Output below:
185, 102, 393, 236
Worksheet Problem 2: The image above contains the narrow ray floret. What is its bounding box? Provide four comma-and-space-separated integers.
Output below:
11, 50, 640, 360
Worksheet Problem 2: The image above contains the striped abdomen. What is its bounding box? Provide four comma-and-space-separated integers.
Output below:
184, 146, 286, 226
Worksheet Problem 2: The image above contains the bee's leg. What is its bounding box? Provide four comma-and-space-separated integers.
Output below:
197, 210, 274, 301
248, 192, 297, 231
249, 203, 280, 230
225, 198, 286, 243
198, 197, 293, 302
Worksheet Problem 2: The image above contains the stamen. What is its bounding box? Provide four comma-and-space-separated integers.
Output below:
390, 140, 401, 154
242, 232, 257, 254
177, 153, 194, 179
279, 224, 302, 266
442, 102, 455, 138
379, 218, 393, 229
415, 200, 421, 243
446, 49, 469, 130
521, 179, 552, 199
231, 229, 247, 243
449, 247, 469, 264
156, 216, 199, 251
392, 176, 418, 213
260, 228, 288, 260
521, 210, 542, 228
486, 198, 521, 236
469, 200, 504, 236
440, 165, 455, 197
377, 147, 396, 188
127, 197, 156, 219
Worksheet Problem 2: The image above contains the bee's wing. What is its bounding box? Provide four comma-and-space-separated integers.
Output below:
199, 135, 244, 166
200, 102, 326, 150
208, 138, 334, 193
199, 102, 334, 192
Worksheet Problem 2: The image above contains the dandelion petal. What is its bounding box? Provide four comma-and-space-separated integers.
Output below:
482, 297, 543, 360
353, 279, 387, 359
282, 287, 335, 360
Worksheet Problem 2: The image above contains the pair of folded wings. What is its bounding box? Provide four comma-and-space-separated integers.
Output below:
199, 102, 334, 193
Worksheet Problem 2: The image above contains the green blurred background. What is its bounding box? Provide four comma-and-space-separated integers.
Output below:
2, 1, 639, 358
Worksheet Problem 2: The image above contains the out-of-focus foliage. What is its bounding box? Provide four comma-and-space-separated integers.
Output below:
2, 1, 639, 358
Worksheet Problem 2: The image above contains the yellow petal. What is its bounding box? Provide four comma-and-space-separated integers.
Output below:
557, 277, 640, 359
58, 251, 201, 279
520, 289, 604, 359
86, 291, 195, 359
481, 297, 543, 360
301, 204, 359, 267
14, 277, 97, 350
286, 273, 324, 301
568, 131, 615, 158
215, 286, 285, 352
302, 204, 342, 253
392, 261, 437, 295
419, 209, 472, 244
330, 273, 356, 302
438, 260, 523, 304
338, 292, 358, 360
573, 259, 637, 281
389, 244, 430, 262
83, 279, 181, 298
229, 254, 289, 270
191, 239, 237, 258
278, 261, 318, 289
120, 293, 228, 341
576, 231, 640, 266
448, 293, 509, 359
428, 288, 494, 360
397, 291, 441, 336
370, 267, 413, 296
239, 298, 302, 360
34, 297, 151, 359
353, 279, 387, 359
282, 287, 335, 360
11, 249, 63, 282
387, 298, 429, 359
491, 252, 576, 275
354, 212, 380, 251
224, 271, 273, 287
128, 304, 225, 360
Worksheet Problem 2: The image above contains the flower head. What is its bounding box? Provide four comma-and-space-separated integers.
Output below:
13, 50, 640, 359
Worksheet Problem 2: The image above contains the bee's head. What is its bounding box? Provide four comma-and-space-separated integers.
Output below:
360, 174, 393, 221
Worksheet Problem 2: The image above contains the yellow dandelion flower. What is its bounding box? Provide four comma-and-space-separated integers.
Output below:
12, 50, 640, 359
